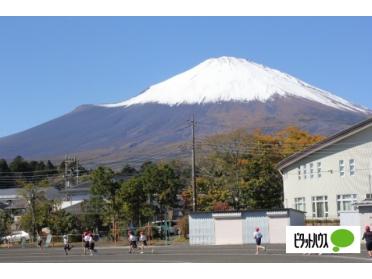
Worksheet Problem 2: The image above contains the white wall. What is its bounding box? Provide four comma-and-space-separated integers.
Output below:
283, 125, 372, 219
268, 217, 289, 243
340, 211, 372, 237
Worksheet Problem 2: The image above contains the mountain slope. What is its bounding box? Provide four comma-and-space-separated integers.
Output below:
0, 57, 369, 167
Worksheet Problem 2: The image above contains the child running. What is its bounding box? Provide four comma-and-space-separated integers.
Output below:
83, 231, 90, 255
128, 231, 137, 254
362, 225, 372, 257
63, 234, 73, 255
88, 233, 97, 256
139, 231, 147, 254
253, 227, 266, 255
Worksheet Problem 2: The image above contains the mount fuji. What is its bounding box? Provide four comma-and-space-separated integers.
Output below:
0, 56, 369, 167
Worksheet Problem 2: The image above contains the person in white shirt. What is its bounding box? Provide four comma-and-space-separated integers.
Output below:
253, 227, 266, 255
88, 234, 96, 256
63, 234, 73, 255
139, 231, 147, 254
83, 231, 90, 255
128, 231, 137, 254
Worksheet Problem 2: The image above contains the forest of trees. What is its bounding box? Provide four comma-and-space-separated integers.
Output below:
1, 126, 325, 237
0, 156, 57, 188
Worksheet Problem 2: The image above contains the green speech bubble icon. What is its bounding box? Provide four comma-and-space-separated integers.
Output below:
330, 229, 354, 252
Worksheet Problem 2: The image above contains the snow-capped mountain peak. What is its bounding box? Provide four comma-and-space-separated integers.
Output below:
101, 56, 368, 114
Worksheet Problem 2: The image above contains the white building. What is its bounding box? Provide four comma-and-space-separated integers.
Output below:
277, 118, 372, 220
189, 209, 304, 245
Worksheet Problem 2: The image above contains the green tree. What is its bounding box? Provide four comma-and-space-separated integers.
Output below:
119, 176, 152, 226
0, 159, 11, 188
141, 163, 182, 217
77, 200, 106, 233
10, 156, 30, 173
0, 208, 12, 236
240, 148, 283, 209
18, 180, 49, 240
48, 210, 79, 235
90, 166, 121, 238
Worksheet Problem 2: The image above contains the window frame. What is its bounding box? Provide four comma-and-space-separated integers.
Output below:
294, 197, 306, 212
303, 164, 307, 180
336, 194, 357, 213
349, 159, 355, 176
339, 160, 345, 177
311, 195, 328, 218
317, 161, 322, 178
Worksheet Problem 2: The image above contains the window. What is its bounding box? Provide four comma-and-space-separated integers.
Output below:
312, 196, 328, 218
294, 197, 306, 212
349, 159, 355, 176
317, 162, 322, 178
337, 194, 357, 213
339, 160, 345, 177
297, 167, 301, 180
310, 163, 314, 179
303, 165, 307, 180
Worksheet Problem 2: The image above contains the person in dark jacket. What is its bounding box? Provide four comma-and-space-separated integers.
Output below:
362, 225, 372, 257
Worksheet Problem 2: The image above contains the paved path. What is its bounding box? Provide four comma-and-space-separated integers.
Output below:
0, 244, 371, 263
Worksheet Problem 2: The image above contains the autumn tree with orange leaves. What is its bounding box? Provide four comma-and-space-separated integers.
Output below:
191, 126, 324, 211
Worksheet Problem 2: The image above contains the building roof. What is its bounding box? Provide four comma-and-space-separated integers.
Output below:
190, 208, 305, 216
0, 188, 21, 200
61, 181, 91, 194
4, 199, 28, 210
277, 117, 372, 171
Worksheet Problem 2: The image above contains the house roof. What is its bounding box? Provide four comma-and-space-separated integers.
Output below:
0, 188, 21, 200
190, 208, 305, 216
277, 117, 372, 172
61, 181, 91, 194
4, 199, 28, 210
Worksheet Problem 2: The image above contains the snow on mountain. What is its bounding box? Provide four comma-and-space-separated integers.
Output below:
101, 56, 367, 114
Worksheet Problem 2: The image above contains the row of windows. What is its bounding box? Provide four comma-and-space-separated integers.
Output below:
294, 194, 357, 218
339, 159, 355, 176
297, 162, 321, 180
296, 159, 356, 180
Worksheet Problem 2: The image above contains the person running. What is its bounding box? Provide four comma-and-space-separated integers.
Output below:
139, 231, 147, 254
83, 230, 90, 255
37, 231, 44, 250
87, 233, 97, 256
128, 231, 137, 254
63, 234, 73, 255
253, 227, 266, 255
362, 225, 372, 257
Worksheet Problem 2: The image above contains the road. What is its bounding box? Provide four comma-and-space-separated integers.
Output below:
0, 244, 371, 263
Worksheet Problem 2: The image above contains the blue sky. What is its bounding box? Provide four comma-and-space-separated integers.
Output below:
0, 17, 371, 137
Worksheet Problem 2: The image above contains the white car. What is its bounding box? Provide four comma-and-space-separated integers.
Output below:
1, 231, 30, 243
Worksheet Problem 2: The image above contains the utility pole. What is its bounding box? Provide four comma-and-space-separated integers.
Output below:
31, 189, 36, 242
191, 114, 197, 212
64, 155, 78, 188
76, 158, 79, 185
369, 159, 372, 199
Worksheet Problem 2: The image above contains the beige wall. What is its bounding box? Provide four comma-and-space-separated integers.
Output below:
268, 217, 289, 243
215, 218, 243, 245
